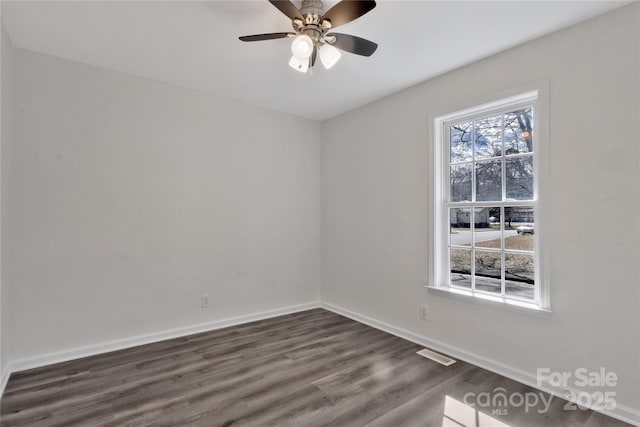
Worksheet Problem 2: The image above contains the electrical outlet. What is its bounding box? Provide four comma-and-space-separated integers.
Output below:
420, 304, 429, 320
201, 294, 210, 309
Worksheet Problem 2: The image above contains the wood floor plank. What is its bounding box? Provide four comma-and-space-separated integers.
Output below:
3, 314, 350, 412
0, 309, 632, 427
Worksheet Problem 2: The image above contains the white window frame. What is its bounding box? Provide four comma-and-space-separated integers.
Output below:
428, 86, 550, 311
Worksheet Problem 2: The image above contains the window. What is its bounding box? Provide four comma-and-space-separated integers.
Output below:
430, 90, 549, 310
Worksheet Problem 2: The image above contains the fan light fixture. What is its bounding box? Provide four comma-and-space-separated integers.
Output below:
239, 0, 379, 75
291, 35, 313, 59
319, 44, 342, 69
289, 55, 309, 73
289, 35, 342, 73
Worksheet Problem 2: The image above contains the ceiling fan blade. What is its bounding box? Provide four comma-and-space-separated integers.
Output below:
239, 32, 295, 42
311, 46, 318, 67
268, 0, 304, 21
329, 33, 378, 56
320, 0, 376, 29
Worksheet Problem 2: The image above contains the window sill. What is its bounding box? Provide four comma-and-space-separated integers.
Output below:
426, 285, 553, 317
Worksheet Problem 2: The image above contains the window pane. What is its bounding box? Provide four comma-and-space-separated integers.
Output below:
475, 206, 501, 248
475, 251, 501, 294
475, 160, 502, 201
450, 208, 472, 246
505, 206, 534, 251
474, 115, 502, 160
505, 108, 533, 155
450, 121, 473, 163
505, 253, 535, 300
450, 249, 471, 289
505, 156, 533, 200
451, 163, 472, 202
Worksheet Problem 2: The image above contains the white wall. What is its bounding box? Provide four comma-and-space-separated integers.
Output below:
322, 3, 639, 418
0, 19, 13, 386
4, 47, 321, 364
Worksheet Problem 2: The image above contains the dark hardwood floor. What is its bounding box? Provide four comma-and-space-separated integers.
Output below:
0, 309, 631, 426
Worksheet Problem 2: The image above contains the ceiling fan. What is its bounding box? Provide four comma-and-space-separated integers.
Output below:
239, 0, 378, 73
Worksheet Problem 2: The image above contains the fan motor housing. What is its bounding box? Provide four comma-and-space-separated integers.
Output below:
300, 0, 324, 18
295, 0, 330, 42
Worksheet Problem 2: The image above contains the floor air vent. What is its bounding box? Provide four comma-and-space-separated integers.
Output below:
416, 348, 456, 366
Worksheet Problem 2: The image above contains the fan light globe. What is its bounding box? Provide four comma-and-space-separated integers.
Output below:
291, 35, 313, 60
319, 44, 342, 69
289, 56, 309, 73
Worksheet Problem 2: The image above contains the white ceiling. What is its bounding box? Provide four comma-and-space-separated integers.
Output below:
1, 1, 629, 121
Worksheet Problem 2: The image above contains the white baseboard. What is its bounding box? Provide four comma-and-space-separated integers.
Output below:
320, 302, 640, 426
3, 301, 321, 391
0, 368, 9, 397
